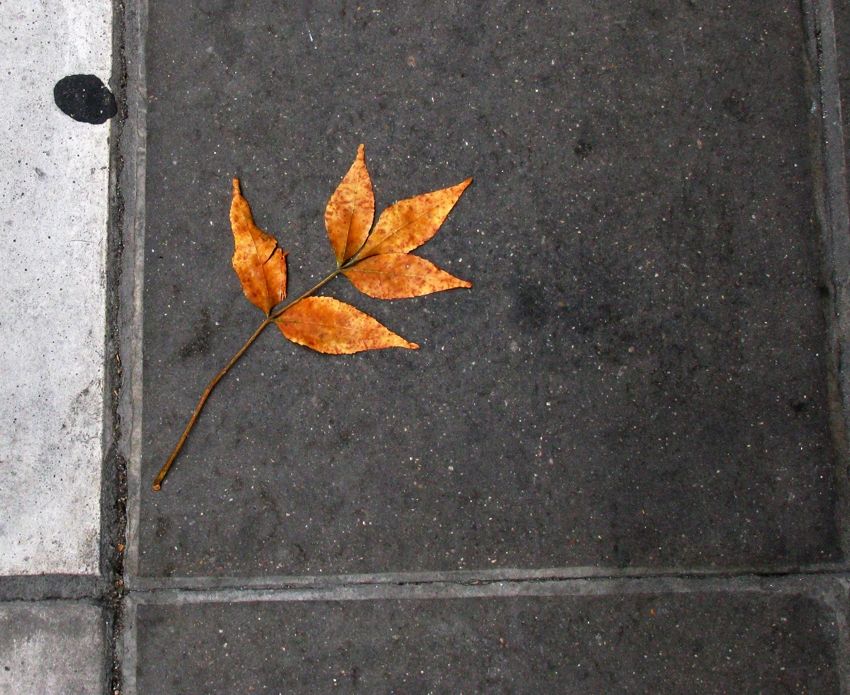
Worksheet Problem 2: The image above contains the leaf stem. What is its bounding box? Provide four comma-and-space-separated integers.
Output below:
152, 318, 270, 491
152, 268, 342, 491
269, 268, 341, 320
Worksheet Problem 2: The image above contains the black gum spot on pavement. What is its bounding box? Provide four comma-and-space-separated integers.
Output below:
53, 74, 117, 124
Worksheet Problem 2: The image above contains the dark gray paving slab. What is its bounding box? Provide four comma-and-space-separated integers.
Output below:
134, 592, 839, 694
138, 0, 841, 576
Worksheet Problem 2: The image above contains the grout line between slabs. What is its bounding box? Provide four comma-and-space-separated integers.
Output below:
0, 563, 846, 603
119, 0, 148, 597
123, 561, 850, 594
799, 2, 850, 689
803, 0, 850, 556
120, 594, 139, 695
110, 0, 147, 691
123, 572, 850, 605
104, 0, 132, 690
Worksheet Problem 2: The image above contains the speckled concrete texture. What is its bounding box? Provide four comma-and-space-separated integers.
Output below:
109, 0, 850, 692
134, 591, 840, 694
0, 602, 105, 695
4, 0, 850, 693
0, 1, 112, 574
836, 1, 850, 142
137, 0, 839, 577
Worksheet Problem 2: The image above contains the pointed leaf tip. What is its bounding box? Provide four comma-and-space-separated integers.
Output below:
230, 180, 288, 314
276, 296, 417, 354
325, 146, 375, 264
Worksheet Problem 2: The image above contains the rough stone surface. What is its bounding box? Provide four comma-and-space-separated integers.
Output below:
836, 0, 850, 168
0, 1, 111, 574
0, 602, 105, 695
134, 592, 840, 694
137, 0, 839, 577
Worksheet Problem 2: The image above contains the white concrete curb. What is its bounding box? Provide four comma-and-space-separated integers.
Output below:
0, 0, 112, 575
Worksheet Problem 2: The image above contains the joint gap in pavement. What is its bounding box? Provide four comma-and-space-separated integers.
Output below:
120, 568, 850, 606
122, 560, 850, 595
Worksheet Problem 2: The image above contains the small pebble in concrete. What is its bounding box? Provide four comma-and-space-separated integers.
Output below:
53, 74, 116, 124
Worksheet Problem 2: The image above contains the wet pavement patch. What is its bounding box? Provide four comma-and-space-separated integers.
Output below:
53, 74, 116, 124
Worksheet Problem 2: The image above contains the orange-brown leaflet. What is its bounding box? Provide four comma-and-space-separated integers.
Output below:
230, 178, 287, 314
343, 253, 471, 299
354, 178, 472, 259
324, 144, 375, 264
276, 296, 418, 354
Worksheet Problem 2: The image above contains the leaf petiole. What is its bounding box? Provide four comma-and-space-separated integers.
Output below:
269, 268, 341, 320
152, 267, 342, 491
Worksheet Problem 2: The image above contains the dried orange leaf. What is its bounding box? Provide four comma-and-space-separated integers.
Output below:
343, 253, 471, 299
324, 144, 374, 265
355, 178, 472, 259
276, 296, 418, 354
230, 178, 287, 314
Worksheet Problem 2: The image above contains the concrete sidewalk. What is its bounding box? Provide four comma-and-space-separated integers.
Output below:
0, 0, 112, 577
0, 1, 113, 693
3, 0, 850, 693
